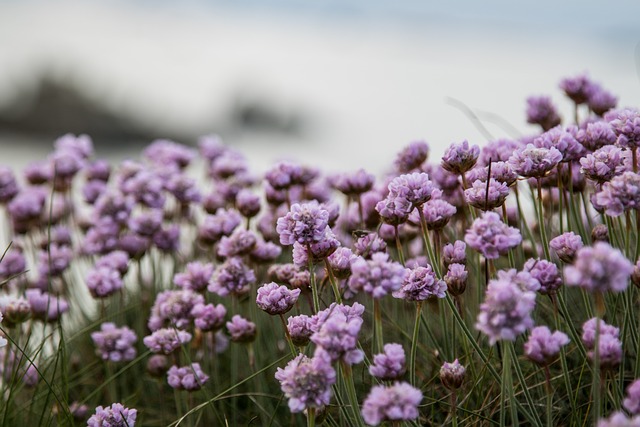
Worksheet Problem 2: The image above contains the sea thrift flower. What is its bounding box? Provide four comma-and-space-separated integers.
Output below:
226, 315, 257, 342
582, 318, 620, 349
508, 144, 562, 178
0, 296, 31, 326
348, 252, 405, 299
26, 289, 68, 322
592, 333, 623, 369
549, 232, 583, 263
577, 121, 617, 151
292, 234, 340, 267
476, 277, 536, 345
624, 380, 640, 415
167, 363, 209, 391
361, 382, 423, 426
153, 224, 180, 252
393, 265, 446, 301
147, 355, 170, 377
560, 74, 593, 104
91, 323, 138, 362
564, 242, 633, 293
174, 262, 214, 292
218, 229, 258, 258
411, 199, 456, 230
478, 139, 523, 166
121, 169, 165, 208
198, 208, 242, 245
287, 315, 313, 346
595, 171, 640, 216
375, 194, 412, 225
442, 241, 467, 266
526, 96, 562, 131
86, 267, 123, 298
523, 258, 562, 294
95, 252, 129, 277
588, 84, 617, 116
250, 240, 282, 263
0, 249, 26, 280
597, 411, 640, 427
533, 125, 584, 162
276, 201, 330, 246
332, 169, 375, 195
275, 353, 336, 413
444, 263, 468, 296
580, 145, 626, 183
496, 268, 541, 292
387, 172, 438, 208
209, 257, 256, 297
235, 189, 261, 218
465, 211, 522, 260
94, 191, 133, 225
608, 108, 640, 148
143, 328, 192, 354
256, 282, 301, 315
369, 343, 406, 380
191, 303, 226, 331
395, 141, 429, 172
87, 403, 137, 427
524, 326, 569, 366
144, 139, 195, 169
463, 178, 510, 210
0, 166, 18, 203
147, 290, 205, 331
441, 140, 480, 175
466, 161, 518, 187
311, 306, 364, 364
354, 233, 387, 258
83, 180, 107, 204
327, 247, 357, 279
86, 159, 111, 181
440, 359, 466, 390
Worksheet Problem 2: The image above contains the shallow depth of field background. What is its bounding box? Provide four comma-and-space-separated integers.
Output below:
0, 0, 639, 173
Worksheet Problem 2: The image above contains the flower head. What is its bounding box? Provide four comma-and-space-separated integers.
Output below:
526, 96, 561, 131
143, 328, 192, 354
275, 353, 336, 413
440, 359, 466, 390
508, 144, 562, 178
167, 363, 209, 391
348, 253, 406, 299
87, 403, 137, 427
226, 315, 257, 343
91, 323, 137, 362
393, 265, 446, 301
369, 343, 406, 380
465, 212, 522, 260
361, 382, 423, 426
256, 282, 301, 315
549, 232, 583, 263
276, 201, 330, 246
564, 242, 633, 293
523, 326, 569, 366
395, 141, 429, 172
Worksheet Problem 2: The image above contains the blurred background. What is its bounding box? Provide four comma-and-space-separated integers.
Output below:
0, 0, 639, 174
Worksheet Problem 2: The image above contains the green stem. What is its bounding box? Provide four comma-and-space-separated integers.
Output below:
323, 259, 342, 304
394, 225, 405, 266
307, 245, 319, 313
341, 362, 365, 427
410, 302, 423, 386
537, 179, 551, 260
373, 299, 384, 354
279, 314, 298, 358
307, 407, 316, 427
544, 366, 553, 427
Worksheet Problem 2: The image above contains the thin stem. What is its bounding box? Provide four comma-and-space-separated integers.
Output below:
394, 225, 405, 266
307, 407, 316, 427
279, 314, 298, 358
537, 178, 551, 260
544, 365, 553, 427
341, 362, 365, 427
323, 259, 343, 304
410, 302, 423, 386
373, 299, 384, 354
307, 244, 320, 314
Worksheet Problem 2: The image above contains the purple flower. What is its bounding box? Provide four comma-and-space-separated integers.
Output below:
91, 323, 137, 362
559, 74, 593, 104
465, 212, 522, 260
375, 194, 412, 226
508, 144, 563, 178
198, 208, 243, 245
327, 247, 357, 279
292, 233, 340, 267
0, 248, 26, 280
8, 187, 46, 226
174, 262, 214, 292
209, 150, 248, 179
354, 233, 387, 259
466, 161, 518, 187
143, 139, 195, 169
153, 224, 181, 252
549, 231, 583, 263
523, 326, 569, 366
167, 363, 209, 391
597, 412, 640, 427
463, 178, 510, 210
624, 379, 640, 415
607, 108, 640, 148
348, 253, 405, 299
395, 141, 429, 173
86, 267, 123, 299
147, 355, 170, 377
580, 145, 626, 183
476, 277, 536, 345
592, 333, 623, 369
198, 134, 226, 162
24, 160, 52, 185
26, 289, 68, 322
441, 140, 480, 174
209, 257, 256, 297
54, 133, 93, 158
587, 84, 617, 116
127, 210, 163, 237
94, 191, 133, 225
191, 303, 226, 331
444, 263, 468, 297
442, 241, 466, 266
478, 139, 524, 166
147, 290, 204, 331
268, 263, 298, 284
218, 229, 258, 258
331, 169, 375, 195
87, 403, 136, 427
86, 159, 111, 181
526, 96, 562, 131
412, 199, 457, 231
564, 242, 633, 293
83, 219, 120, 255
276, 201, 330, 246
83, 180, 107, 204
523, 258, 562, 295
393, 265, 446, 301
256, 282, 301, 315
496, 268, 540, 292
576, 121, 617, 151
0, 166, 18, 203
250, 240, 282, 264
265, 161, 300, 190
361, 382, 423, 426
388, 172, 438, 208
287, 315, 313, 346
440, 359, 466, 390
121, 170, 165, 208
0, 296, 31, 326
143, 328, 192, 354
310, 305, 364, 364
582, 318, 620, 349
275, 353, 336, 413
236, 189, 261, 218
595, 171, 640, 216
165, 173, 201, 205
369, 343, 406, 380
226, 315, 257, 342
